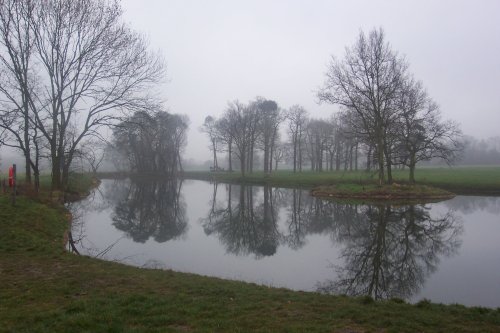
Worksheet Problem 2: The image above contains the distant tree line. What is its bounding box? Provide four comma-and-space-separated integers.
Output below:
200, 28, 463, 183
455, 136, 500, 166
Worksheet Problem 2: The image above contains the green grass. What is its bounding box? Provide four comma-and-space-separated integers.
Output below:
183, 166, 500, 195
1, 179, 500, 332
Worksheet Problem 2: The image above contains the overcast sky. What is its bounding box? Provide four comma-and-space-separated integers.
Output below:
121, 0, 500, 162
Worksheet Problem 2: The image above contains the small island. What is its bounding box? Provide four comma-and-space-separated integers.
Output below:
310, 183, 455, 202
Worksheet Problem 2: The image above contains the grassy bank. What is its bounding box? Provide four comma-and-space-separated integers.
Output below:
183, 166, 500, 195
1, 181, 500, 332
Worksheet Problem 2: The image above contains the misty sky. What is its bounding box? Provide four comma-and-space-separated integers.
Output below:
121, 0, 500, 162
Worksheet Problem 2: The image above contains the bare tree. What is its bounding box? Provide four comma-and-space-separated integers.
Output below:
78, 139, 106, 174
256, 98, 281, 174
245, 99, 262, 173
395, 78, 463, 183
25, 0, 165, 190
0, 0, 42, 187
223, 101, 254, 176
318, 28, 407, 184
200, 115, 219, 170
305, 119, 333, 171
216, 117, 234, 172
272, 141, 288, 171
286, 105, 308, 173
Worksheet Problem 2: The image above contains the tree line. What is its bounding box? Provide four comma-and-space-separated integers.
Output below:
0, 6, 463, 190
201, 28, 463, 183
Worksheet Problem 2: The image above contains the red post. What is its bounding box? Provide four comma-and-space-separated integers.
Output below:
11, 164, 16, 206
8, 166, 13, 187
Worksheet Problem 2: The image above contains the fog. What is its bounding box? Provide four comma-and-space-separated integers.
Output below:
118, 0, 500, 162
1, 0, 499, 168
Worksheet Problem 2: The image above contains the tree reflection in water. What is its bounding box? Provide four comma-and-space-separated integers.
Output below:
201, 183, 281, 258
317, 204, 463, 300
201, 183, 463, 300
112, 178, 188, 243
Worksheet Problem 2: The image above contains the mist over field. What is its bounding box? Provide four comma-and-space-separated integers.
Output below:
1, 0, 499, 175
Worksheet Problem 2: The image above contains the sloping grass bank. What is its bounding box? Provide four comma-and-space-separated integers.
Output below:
183, 166, 500, 195
1, 187, 500, 331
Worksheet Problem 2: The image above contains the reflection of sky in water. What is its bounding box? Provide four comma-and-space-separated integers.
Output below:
69, 179, 500, 307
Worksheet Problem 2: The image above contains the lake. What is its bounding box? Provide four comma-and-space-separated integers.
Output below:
68, 178, 500, 307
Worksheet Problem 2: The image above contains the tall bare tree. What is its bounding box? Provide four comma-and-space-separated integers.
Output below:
256, 99, 281, 174
286, 105, 308, 173
200, 115, 219, 170
245, 99, 262, 173
223, 101, 254, 176
318, 28, 407, 184
28, 0, 165, 190
216, 117, 234, 172
0, 0, 40, 186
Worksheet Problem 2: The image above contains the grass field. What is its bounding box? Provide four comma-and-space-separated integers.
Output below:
1, 173, 500, 332
183, 166, 500, 195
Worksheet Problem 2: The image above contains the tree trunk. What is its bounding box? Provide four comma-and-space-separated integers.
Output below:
23, 108, 31, 185
298, 136, 303, 172
329, 150, 334, 171
386, 159, 393, 184
293, 136, 297, 173
263, 137, 269, 174
409, 154, 416, 184
366, 146, 372, 171
335, 145, 341, 171
177, 151, 183, 172
228, 140, 232, 172
349, 144, 354, 171
354, 143, 359, 171
269, 145, 274, 175
212, 138, 218, 169
384, 143, 393, 184
51, 154, 61, 190
377, 137, 385, 185
240, 149, 246, 177
249, 142, 254, 173
344, 144, 349, 170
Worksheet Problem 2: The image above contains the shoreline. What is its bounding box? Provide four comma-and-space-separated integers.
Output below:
1, 174, 500, 331
94, 167, 500, 198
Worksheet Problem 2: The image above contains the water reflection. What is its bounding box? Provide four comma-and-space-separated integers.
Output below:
317, 204, 462, 299
444, 196, 500, 215
201, 183, 463, 300
111, 178, 188, 243
201, 184, 281, 258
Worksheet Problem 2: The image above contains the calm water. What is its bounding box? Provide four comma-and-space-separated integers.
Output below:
68, 178, 500, 307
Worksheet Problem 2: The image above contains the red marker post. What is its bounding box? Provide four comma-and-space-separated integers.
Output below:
10, 164, 16, 206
